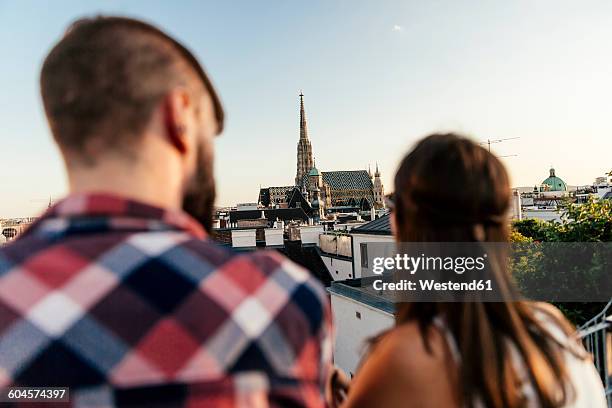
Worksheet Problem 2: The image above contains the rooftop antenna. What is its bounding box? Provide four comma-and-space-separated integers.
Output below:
479, 137, 520, 153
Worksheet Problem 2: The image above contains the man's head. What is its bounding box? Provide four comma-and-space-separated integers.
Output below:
40, 16, 223, 228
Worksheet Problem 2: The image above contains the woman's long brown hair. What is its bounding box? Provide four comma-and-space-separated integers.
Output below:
392, 133, 576, 408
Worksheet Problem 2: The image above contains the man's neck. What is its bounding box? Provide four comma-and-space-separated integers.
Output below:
67, 159, 184, 211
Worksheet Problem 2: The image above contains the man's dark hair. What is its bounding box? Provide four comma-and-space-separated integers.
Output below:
40, 16, 224, 158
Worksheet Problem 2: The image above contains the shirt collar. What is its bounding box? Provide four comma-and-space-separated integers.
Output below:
29, 193, 206, 239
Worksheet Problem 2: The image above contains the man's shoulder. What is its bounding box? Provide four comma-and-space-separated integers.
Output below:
194, 246, 328, 332
0, 245, 11, 276
0, 235, 45, 273
181, 239, 326, 302
235, 249, 326, 299
185, 241, 325, 294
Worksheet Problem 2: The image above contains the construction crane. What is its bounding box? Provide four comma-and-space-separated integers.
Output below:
480, 137, 520, 153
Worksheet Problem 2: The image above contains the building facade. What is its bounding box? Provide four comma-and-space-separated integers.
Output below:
372, 163, 385, 206
264, 93, 386, 215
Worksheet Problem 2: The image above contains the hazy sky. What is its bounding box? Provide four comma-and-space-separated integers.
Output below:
1, 0, 611, 217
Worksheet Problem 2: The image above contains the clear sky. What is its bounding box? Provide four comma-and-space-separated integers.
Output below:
1, 0, 611, 217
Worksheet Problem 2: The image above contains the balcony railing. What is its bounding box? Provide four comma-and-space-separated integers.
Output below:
578, 300, 612, 406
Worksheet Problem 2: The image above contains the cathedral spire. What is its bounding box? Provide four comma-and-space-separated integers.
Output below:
295, 92, 314, 186
299, 91, 308, 141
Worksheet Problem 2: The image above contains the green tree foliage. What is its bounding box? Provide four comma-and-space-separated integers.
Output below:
511, 198, 612, 325
512, 219, 551, 242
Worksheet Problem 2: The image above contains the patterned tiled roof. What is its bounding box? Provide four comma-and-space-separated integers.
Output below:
269, 186, 295, 195
321, 170, 373, 191
298, 170, 375, 206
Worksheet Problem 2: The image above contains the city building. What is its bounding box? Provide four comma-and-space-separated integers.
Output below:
317, 214, 394, 282
320, 215, 395, 376
328, 278, 394, 377
518, 168, 612, 222
0, 218, 36, 244
538, 167, 568, 197
260, 93, 386, 220
372, 163, 385, 206
349, 215, 395, 279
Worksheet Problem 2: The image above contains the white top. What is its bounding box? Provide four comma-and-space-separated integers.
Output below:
434, 309, 607, 408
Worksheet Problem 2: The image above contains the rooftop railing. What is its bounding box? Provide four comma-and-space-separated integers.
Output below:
578, 300, 612, 406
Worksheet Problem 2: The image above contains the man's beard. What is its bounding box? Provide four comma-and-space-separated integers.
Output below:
182, 144, 216, 233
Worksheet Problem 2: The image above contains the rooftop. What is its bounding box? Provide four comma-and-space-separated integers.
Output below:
308, 166, 320, 177
351, 214, 391, 235
327, 277, 395, 314
541, 168, 568, 192
322, 170, 374, 192
229, 208, 309, 224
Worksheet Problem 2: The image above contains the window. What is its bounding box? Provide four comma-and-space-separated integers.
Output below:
360, 242, 368, 268
2, 228, 17, 239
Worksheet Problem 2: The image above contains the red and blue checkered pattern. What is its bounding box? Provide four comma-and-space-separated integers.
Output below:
0, 194, 332, 407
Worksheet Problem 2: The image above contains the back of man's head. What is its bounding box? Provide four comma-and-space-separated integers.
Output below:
40, 16, 224, 163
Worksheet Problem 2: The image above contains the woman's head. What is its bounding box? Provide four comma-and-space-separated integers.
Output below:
392, 133, 510, 242
388, 133, 576, 408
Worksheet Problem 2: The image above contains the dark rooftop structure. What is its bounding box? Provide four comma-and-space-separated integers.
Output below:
278, 241, 332, 286
326, 205, 360, 213
258, 187, 314, 215
351, 214, 391, 235
259, 186, 294, 206
327, 277, 395, 314
228, 208, 309, 225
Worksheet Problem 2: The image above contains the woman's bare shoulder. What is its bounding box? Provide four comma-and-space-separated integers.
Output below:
531, 301, 568, 321
377, 322, 452, 373
343, 322, 459, 408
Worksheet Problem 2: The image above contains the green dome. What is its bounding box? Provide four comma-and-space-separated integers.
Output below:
308, 166, 320, 176
541, 168, 567, 192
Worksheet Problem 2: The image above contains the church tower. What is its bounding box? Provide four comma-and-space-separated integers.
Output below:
295, 92, 314, 186
373, 163, 385, 208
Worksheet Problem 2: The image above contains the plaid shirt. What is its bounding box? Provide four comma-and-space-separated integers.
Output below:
0, 194, 332, 407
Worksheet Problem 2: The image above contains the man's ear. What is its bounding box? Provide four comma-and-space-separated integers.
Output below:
162, 91, 189, 155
